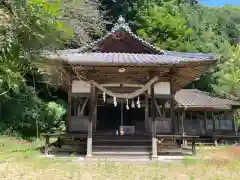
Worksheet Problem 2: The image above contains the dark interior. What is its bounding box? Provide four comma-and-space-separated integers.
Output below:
97, 104, 121, 130
123, 107, 145, 126
97, 103, 145, 131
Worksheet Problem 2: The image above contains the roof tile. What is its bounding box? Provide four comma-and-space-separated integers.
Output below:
45, 52, 216, 66
175, 89, 240, 109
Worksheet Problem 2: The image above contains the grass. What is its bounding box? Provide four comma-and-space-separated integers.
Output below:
0, 136, 240, 180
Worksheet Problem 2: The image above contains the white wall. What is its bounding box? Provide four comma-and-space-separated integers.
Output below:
72, 80, 91, 93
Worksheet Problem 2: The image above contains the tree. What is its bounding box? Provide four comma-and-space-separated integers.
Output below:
0, 0, 105, 137
212, 46, 240, 98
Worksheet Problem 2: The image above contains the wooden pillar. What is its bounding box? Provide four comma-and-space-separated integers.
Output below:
182, 110, 187, 147
121, 99, 123, 126
145, 90, 149, 133
93, 89, 97, 132
212, 112, 216, 132
177, 111, 180, 134
151, 86, 157, 160
86, 86, 95, 158
170, 80, 176, 134
192, 137, 196, 156
181, 110, 185, 136
204, 112, 207, 135
232, 110, 237, 136
67, 75, 72, 133
212, 112, 217, 146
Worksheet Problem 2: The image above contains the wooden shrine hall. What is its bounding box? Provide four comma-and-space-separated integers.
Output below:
43, 16, 223, 159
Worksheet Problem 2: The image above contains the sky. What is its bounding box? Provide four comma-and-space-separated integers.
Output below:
200, 0, 240, 6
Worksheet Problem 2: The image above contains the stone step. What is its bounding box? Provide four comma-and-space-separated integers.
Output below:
92, 145, 151, 152
93, 135, 150, 141
92, 140, 151, 146
92, 151, 151, 159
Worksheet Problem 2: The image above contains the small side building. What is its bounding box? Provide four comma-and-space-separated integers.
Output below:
174, 89, 240, 144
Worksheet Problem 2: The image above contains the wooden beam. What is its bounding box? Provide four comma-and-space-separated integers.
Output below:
80, 98, 89, 116
154, 99, 162, 117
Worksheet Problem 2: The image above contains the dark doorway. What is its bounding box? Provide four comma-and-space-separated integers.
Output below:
97, 104, 121, 131
123, 107, 145, 132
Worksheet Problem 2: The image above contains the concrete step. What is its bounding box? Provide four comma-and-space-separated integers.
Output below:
92, 145, 151, 152
93, 140, 151, 146
93, 135, 151, 141
92, 151, 151, 159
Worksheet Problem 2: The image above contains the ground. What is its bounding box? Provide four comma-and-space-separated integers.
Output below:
0, 137, 240, 180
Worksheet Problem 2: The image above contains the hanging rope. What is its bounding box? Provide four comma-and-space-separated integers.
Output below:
72, 66, 158, 99
87, 76, 158, 99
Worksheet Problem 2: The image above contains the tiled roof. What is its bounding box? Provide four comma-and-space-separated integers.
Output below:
45, 51, 216, 66
80, 16, 163, 53
175, 89, 240, 109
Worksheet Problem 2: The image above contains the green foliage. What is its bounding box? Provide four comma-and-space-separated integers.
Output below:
0, 0, 105, 138
0, 85, 66, 137
213, 46, 240, 97
135, 2, 233, 53
136, 3, 195, 52
0, 0, 69, 96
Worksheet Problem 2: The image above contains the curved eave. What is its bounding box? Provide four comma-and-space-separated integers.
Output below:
43, 52, 217, 67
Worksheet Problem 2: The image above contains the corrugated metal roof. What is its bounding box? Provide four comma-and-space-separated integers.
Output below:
45, 52, 216, 65
175, 89, 240, 109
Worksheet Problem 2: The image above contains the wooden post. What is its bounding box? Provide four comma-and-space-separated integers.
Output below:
93, 89, 97, 132
145, 90, 149, 132
86, 86, 95, 158
181, 110, 185, 136
232, 110, 237, 136
212, 112, 216, 133
204, 112, 207, 135
170, 80, 176, 134
67, 74, 72, 133
44, 136, 49, 155
192, 137, 196, 156
121, 99, 123, 126
151, 86, 158, 160
176, 111, 179, 134
212, 112, 217, 146
182, 110, 187, 147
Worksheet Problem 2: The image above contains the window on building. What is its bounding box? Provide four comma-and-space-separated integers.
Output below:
206, 112, 213, 130
215, 111, 233, 130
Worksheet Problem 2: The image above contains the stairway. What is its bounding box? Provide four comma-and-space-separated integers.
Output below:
92, 134, 152, 159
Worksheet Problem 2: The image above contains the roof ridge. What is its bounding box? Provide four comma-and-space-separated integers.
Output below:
79, 15, 163, 54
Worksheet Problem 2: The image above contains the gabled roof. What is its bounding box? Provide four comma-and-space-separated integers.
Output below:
175, 89, 240, 110
80, 16, 163, 53
44, 15, 219, 66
